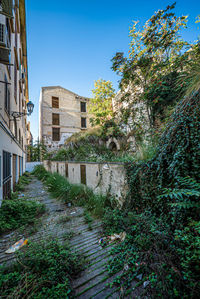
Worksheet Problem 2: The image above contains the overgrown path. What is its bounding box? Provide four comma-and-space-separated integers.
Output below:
0, 177, 139, 298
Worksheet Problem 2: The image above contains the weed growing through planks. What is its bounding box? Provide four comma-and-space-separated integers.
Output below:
0, 239, 85, 298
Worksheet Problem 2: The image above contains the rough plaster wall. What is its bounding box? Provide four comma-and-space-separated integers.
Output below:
44, 161, 127, 206
86, 163, 99, 189
51, 162, 57, 173
68, 163, 81, 185
40, 87, 91, 151
58, 162, 65, 176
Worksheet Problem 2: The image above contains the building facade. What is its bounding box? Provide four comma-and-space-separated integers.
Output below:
0, 0, 29, 205
39, 86, 91, 151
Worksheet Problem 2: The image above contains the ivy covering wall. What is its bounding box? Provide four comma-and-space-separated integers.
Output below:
125, 90, 200, 217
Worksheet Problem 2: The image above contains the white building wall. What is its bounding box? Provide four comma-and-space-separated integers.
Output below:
0, 127, 26, 206
0, 1, 29, 205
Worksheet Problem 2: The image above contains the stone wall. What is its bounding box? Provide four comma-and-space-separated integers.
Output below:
43, 160, 127, 206
39, 86, 91, 151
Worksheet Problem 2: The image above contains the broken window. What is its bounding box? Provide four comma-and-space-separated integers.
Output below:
52, 127, 60, 141
52, 96, 59, 108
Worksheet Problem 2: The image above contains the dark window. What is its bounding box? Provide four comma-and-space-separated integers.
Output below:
3, 151, 11, 183
52, 97, 59, 108
3, 151, 11, 199
0, 23, 5, 43
81, 102, 86, 112
52, 127, 60, 141
6, 18, 11, 47
81, 117, 86, 128
52, 113, 60, 125
4, 76, 10, 114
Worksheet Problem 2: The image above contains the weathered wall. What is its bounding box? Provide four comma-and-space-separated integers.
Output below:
0, 5, 29, 205
43, 160, 127, 206
39, 86, 91, 151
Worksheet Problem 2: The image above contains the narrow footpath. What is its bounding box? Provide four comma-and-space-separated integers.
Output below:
0, 177, 143, 298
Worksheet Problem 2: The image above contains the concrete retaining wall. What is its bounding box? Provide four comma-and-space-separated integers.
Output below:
43, 160, 127, 205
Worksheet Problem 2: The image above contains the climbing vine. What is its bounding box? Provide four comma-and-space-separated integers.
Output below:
102, 90, 200, 297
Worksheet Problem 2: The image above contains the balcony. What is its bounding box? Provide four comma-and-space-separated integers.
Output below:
0, 0, 13, 18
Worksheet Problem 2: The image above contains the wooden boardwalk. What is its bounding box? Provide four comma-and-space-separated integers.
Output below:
0, 178, 146, 298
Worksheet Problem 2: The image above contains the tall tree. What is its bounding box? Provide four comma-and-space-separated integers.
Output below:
89, 79, 115, 126
111, 3, 189, 129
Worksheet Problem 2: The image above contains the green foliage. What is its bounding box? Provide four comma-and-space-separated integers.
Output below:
27, 139, 47, 162
48, 123, 130, 162
180, 44, 200, 96
0, 198, 45, 235
89, 79, 115, 126
159, 176, 200, 204
117, 91, 200, 296
33, 165, 114, 218
133, 139, 157, 162
15, 172, 32, 192
111, 3, 190, 131
0, 239, 85, 298
51, 148, 70, 161
84, 211, 94, 230
103, 210, 200, 298
144, 71, 188, 123
32, 164, 51, 180
125, 91, 200, 215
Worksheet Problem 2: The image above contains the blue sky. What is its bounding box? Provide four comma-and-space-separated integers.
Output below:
26, 0, 200, 141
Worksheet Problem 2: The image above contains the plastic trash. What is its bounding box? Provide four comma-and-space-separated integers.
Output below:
136, 274, 143, 280
124, 264, 129, 271
98, 238, 107, 247
67, 203, 72, 207
109, 232, 126, 242
5, 238, 28, 254
143, 280, 150, 288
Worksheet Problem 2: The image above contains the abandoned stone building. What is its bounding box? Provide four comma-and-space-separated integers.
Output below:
39, 86, 91, 151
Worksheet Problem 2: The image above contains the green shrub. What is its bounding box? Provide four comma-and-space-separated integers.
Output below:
0, 198, 45, 235
33, 165, 113, 218
14, 172, 33, 192
32, 164, 51, 180
118, 91, 200, 297
103, 209, 200, 298
0, 239, 85, 298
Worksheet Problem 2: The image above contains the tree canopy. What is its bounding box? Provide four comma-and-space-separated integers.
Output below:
89, 79, 115, 126
111, 3, 190, 130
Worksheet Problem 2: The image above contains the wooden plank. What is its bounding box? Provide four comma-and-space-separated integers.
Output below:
65, 163, 68, 177
80, 165, 86, 185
